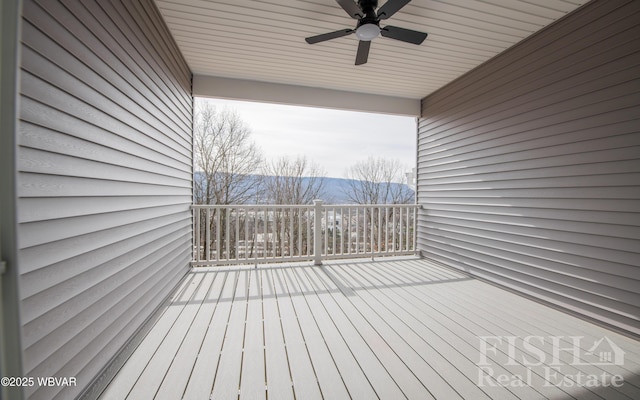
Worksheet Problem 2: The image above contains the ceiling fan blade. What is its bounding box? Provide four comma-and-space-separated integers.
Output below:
336, 0, 362, 19
377, 0, 411, 20
305, 29, 354, 44
381, 25, 428, 44
355, 40, 371, 65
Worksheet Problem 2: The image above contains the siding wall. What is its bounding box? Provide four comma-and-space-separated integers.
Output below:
417, 0, 640, 336
17, 0, 193, 399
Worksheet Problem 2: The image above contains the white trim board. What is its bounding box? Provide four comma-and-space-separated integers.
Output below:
193, 75, 421, 117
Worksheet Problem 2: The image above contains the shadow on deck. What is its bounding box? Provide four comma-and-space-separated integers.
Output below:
99, 258, 640, 400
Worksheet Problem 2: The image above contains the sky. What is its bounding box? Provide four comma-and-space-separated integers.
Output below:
197, 97, 417, 179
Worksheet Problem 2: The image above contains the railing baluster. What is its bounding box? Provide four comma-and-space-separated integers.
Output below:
385, 207, 389, 253
194, 207, 201, 262
234, 208, 238, 260
225, 208, 230, 259
308, 206, 312, 256
332, 207, 337, 256
273, 207, 277, 259
269, 207, 278, 258
190, 203, 419, 266
264, 207, 269, 259
348, 207, 352, 255
399, 207, 404, 252
355, 207, 360, 254
405, 206, 410, 252
368, 205, 371, 253
215, 208, 220, 262
253, 207, 258, 261
263, 207, 267, 259
313, 200, 323, 265
392, 207, 397, 252
259, 207, 263, 259
377, 206, 382, 253
248, 207, 252, 261
289, 207, 293, 257
244, 208, 249, 261
323, 205, 328, 257
337, 207, 340, 255
351, 206, 355, 254
298, 208, 302, 257
205, 207, 210, 262
414, 206, 418, 253
282, 208, 286, 257
271, 207, 275, 259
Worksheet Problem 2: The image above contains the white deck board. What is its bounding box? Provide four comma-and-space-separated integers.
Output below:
210, 269, 249, 400
100, 259, 640, 400
268, 267, 324, 400
368, 260, 640, 400
239, 268, 266, 400
291, 266, 392, 400
363, 261, 573, 400
398, 260, 640, 400
98, 274, 198, 400
154, 270, 224, 399
181, 270, 235, 399
261, 268, 296, 400
400, 260, 640, 371
298, 266, 406, 399
321, 264, 473, 400
277, 267, 353, 399
303, 266, 432, 400
335, 261, 516, 400
126, 272, 210, 399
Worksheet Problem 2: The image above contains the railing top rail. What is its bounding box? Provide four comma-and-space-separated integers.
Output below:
322, 204, 421, 208
192, 204, 314, 210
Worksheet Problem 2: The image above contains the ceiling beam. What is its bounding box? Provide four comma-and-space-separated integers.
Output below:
193, 75, 420, 117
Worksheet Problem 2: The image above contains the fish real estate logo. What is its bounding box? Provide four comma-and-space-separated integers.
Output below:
476, 336, 626, 388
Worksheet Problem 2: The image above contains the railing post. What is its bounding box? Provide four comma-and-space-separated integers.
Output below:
313, 199, 323, 266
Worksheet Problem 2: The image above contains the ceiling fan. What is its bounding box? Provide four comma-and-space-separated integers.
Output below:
305, 0, 428, 65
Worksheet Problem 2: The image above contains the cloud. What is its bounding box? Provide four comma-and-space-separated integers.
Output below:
198, 98, 417, 178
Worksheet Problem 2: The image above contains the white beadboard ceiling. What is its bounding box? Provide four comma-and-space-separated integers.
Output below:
155, 0, 585, 111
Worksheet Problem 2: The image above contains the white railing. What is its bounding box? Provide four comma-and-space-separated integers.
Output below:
192, 200, 420, 266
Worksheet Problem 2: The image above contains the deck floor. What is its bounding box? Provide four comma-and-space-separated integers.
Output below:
99, 258, 640, 400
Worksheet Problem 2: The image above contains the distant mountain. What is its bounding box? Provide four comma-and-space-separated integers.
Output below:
320, 176, 414, 204
194, 172, 413, 204
321, 177, 352, 203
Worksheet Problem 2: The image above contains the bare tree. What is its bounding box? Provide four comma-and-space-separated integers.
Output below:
260, 156, 327, 257
342, 156, 414, 204
261, 156, 327, 204
193, 101, 263, 261
193, 101, 263, 205
341, 157, 415, 253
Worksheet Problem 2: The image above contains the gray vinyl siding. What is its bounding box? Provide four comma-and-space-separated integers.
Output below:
417, 0, 640, 336
17, 0, 192, 399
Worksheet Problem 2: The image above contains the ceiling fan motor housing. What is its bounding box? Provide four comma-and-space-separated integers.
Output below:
355, 0, 381, 41
358, 0, 380, 20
